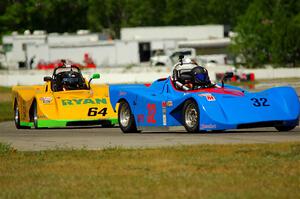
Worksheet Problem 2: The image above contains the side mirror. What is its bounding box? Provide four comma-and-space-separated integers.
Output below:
91, 73, 100, 79
88, 73, 100, 89
44, 76, 52, 82
221, 72, 234, 88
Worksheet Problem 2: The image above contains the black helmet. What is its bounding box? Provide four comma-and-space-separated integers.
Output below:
192, 66, 211, 86
61, 71, 82, 90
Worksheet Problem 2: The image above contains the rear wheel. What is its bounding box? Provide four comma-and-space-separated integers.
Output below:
275, 126, 296, 132
183, 99, 199, 133
33, 102, 39, 129
14, 101, 21, 129
14, 101, 29, 129
118, 100, 138, 133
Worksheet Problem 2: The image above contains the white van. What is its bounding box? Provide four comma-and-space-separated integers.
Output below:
150, 48, 196, 66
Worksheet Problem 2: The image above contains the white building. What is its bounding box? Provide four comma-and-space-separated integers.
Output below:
1, 25, 230, 69
3, 33, 47, 69
26, 40, 140, 68
121, 25, 224, 40
121, 25, 227, 63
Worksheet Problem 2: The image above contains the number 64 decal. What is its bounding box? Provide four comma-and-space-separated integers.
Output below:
251, 98, 270, 107
88, 107, 108, 116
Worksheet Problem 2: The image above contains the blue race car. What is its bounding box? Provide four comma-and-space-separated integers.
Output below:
109, 56, 300, 133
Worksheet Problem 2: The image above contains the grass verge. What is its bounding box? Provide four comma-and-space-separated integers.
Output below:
0, 86, 11, 93
0, 86, 13, 121
0, 142, 299, 198
0, 101, 12, 122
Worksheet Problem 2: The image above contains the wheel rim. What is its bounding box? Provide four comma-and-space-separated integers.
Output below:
120, 103, 130, 127
185, 103, 198, 128
14, 106, 19, 124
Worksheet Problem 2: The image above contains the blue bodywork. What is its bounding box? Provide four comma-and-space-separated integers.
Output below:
109, 77, 300, 131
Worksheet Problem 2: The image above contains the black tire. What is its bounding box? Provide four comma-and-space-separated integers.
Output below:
275, 126, 296, 132
14, 101, 29, 129
118, 100, 138, 133
183, 99, 199, 133
33, 102, 39, 129
14, 101, 21, 129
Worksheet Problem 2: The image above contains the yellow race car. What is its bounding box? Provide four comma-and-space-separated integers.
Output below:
12, 63, 118, 129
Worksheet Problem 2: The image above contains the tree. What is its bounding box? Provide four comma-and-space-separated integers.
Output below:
0, 2, 26, 33
231, 0, 273, 67
270, 0, 300, 67
1, 0, 253, 39
232, 0, 300, 67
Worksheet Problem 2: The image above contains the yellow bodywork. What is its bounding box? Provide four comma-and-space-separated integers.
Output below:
12, 81, 118, 128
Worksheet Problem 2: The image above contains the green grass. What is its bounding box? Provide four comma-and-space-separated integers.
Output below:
226, 77, 300, 87
0, 101, 12, 122
0, 86, 13, 122
0, 142, 299, 199
0, 86, 11, 93
0, 143, 15, 155
259, 77, 300, 83
226, 80, 258, 87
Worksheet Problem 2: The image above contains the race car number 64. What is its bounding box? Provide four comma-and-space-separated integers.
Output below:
88, 107, 108, 116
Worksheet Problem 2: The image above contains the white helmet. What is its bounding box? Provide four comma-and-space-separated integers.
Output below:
172, 55, 198, 82
172, 55, 212, 90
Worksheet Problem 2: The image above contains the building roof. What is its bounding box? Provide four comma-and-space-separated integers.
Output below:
121, 25, 224, 41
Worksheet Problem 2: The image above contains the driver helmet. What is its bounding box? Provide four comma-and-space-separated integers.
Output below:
192, 66, 211, 86
61, 72, 81, 90
172, 57, 212, 89
172, 58, 197, 82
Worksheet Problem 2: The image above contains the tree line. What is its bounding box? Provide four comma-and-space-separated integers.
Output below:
0, 0, 299, 67
231, 0, 300, 67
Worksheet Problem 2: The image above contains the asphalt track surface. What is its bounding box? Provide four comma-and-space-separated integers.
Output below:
0, 121, 300, 151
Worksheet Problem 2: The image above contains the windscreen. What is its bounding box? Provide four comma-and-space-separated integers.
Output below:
54, 66, 80, 76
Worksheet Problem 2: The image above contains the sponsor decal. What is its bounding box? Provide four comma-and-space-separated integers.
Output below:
137, 114, 144, 123
162, 101, 173, 107
161, 101, 171, 125
119, 91, 127, 96
61, 98, 107, 106
162, 102, 167, 125
167, 101, 173, 107
40, 97, 53, 104
200, 124, 217, 129
162, 107, 167, 126
199, 93, 216, 101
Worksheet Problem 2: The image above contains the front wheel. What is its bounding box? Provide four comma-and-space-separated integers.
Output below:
118, 100, 138, 133
183, 99, 199, 133
275, 126, 296, 132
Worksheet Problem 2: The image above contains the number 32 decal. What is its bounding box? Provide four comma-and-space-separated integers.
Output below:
251, 98, 270, 107
147, 103, 156, 123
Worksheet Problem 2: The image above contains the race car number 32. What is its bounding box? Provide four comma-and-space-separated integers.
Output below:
251, 98, 270, 107
88, 107, 108, 116
147, 103, 156, 123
